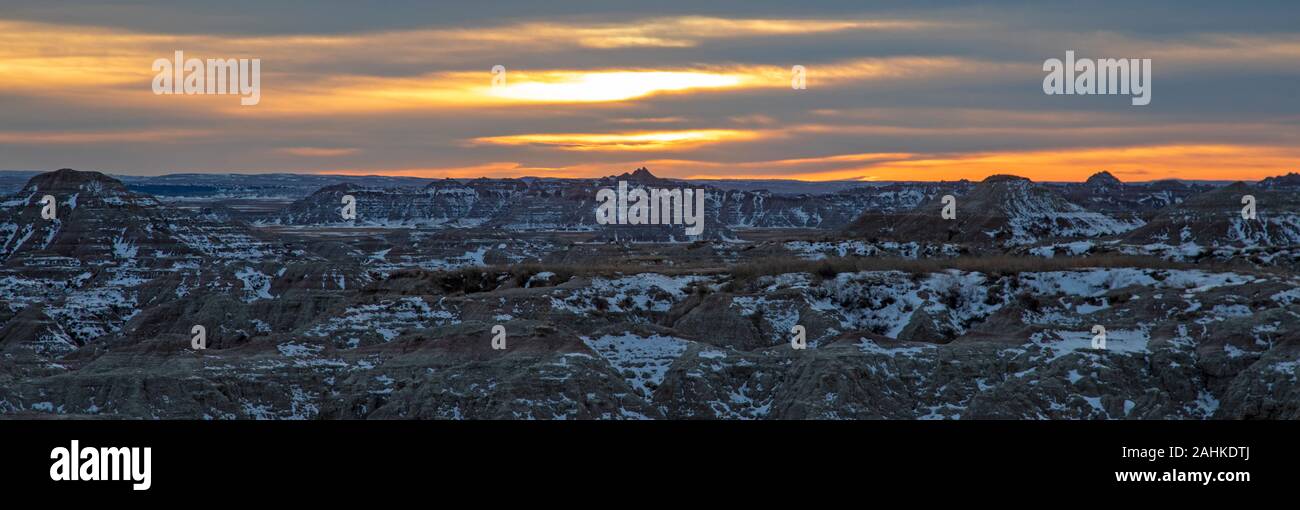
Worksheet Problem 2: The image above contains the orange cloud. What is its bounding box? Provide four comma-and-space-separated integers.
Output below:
1088, 33, 1300, 71
477, 17, 941, 49
0, 15, 963, 115
0, 14, 991, 117
319, 162, 567, 179
471, 129, 769, 151
0, 129, 212, 144
782, 144, 1300, 182
212, 57, 984, 115
277, 147, 360, 157
311, 144, 1298, 182
485, 71, 745, 102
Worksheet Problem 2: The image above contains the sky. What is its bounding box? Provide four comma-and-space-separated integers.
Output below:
0, 0, 1297, 182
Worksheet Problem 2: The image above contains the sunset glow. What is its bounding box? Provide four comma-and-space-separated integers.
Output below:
0, 10, 1295, 181
485, 71, 748, 103
472, 129, 767, 151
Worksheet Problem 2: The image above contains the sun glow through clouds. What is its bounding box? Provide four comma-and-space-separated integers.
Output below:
473, 129, 766, 151
484, 71, 748, 102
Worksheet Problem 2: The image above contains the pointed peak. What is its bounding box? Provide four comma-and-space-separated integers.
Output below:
610, 167, 664, 183
1085, 171, 1123, 187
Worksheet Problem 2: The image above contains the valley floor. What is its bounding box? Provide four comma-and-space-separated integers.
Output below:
3, 228, 1297, 419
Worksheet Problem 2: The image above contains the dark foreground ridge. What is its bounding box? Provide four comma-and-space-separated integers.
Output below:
0, 167, 1297, 419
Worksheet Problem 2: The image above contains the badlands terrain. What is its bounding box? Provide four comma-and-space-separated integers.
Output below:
1, 168, 1298, 419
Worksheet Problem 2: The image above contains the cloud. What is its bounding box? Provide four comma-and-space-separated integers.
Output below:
1, 7, 1297, 182
277, 147, 360, 157
318, 161, 566, 179
0, 129, 212, 144
823, 144, 1300, 182
314, 143, 1299, 183
470, 129, 770, 151
0, 14, 992, 116
464, 16, 942, 49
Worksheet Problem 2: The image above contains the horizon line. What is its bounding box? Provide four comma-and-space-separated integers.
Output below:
3, 167, 1293, 185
